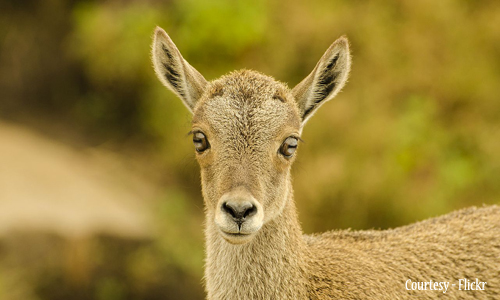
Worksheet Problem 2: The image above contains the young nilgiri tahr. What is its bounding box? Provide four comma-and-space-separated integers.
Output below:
151, 26, 500, 299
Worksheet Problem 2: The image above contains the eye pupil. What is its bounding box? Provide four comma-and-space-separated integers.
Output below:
193, 132, 209, 153
279, 137, 298, 158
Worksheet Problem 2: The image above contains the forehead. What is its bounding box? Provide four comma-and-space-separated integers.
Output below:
192, 70, 301, 141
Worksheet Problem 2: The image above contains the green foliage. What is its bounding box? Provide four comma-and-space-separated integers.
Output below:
155, 188, 204, 276
71, 2, 162, 84
173, 0, 269, 63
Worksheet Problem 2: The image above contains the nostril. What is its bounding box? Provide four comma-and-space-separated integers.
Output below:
243, 205, 256, 218
222, 202, 237, 218
222, 201, 257, 221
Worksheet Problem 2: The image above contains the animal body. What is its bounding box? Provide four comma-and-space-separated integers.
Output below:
151, 26, 500, 299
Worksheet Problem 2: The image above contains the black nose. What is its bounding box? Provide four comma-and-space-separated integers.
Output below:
222, 201, 257, 222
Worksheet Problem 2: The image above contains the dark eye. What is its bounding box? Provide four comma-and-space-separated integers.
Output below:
193, 132, 210, 153
279, 137, 298, 158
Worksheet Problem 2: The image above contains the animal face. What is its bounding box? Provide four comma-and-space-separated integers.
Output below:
151, 26, 351, 244
191, 72, 301, 243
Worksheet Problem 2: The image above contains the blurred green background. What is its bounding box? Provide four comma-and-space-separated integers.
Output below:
0, 0, 499, 299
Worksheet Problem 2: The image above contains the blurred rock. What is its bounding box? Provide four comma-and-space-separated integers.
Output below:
0, 121, 154, 239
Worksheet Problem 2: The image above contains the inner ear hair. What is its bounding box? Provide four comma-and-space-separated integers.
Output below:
292, 36, 351, 124
151, 27, 208, 112
305, 54, 341, 117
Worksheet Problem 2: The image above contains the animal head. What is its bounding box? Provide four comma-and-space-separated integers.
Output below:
152, 27, 351, 244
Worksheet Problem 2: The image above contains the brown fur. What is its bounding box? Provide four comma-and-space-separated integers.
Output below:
151, 27, 500, 299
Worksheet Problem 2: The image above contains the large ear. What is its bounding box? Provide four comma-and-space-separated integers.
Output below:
292, 36, 351, 124
151, 27, 208, 113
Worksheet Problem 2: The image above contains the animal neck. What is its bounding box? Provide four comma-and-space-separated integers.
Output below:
204, 191, 309, 299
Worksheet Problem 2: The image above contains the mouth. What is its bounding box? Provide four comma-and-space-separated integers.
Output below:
220, 229, 251, 236
219, 230, 254, 244
223, 232, 250, 236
